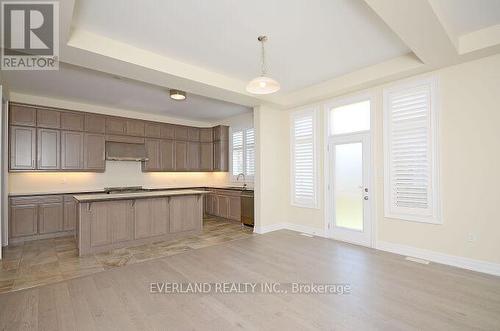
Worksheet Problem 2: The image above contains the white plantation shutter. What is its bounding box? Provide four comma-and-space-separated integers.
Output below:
232, 131, 244, 176
245, 129, 255, 177
384, 77, 441, 223
291, 109, 318, 208
231, 128, 255, 179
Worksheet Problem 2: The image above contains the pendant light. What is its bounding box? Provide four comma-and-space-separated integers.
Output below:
246, 36, 280, 95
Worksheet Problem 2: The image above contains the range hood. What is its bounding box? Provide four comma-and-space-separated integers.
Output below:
105, 141, 149, 161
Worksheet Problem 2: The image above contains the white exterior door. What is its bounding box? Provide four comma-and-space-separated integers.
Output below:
328, 133, 372, 246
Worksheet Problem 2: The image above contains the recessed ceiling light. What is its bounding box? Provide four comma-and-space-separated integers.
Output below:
246, 35, 280, 95
170, 89, 186, 101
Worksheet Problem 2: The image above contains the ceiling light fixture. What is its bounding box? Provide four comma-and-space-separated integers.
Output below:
246, 36, 280, 95
170, 89, 186, 101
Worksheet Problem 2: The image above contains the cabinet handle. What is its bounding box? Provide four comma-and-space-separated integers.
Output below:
87, 203, 92, 211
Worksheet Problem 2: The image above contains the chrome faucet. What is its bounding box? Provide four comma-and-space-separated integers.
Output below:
236, 173, 247, 189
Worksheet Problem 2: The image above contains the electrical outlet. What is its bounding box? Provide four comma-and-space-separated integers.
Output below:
466, 233, 477, 243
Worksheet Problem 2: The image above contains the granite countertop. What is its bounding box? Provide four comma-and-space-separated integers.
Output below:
73, 189, 208, 202
9, 186, 253, 197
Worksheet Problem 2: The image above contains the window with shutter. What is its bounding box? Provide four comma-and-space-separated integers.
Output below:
231, 127, 255, 181
383, 77, 441, 224
291, 108, 318, 208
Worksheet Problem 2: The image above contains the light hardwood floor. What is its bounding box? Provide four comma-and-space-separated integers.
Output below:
1, 230, 499, 330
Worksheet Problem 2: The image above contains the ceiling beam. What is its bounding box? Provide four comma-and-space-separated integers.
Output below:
362, 0, 458, 68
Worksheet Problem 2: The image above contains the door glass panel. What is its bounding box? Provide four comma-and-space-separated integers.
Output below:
330, 100, 370, 135
334, 143, 363, 231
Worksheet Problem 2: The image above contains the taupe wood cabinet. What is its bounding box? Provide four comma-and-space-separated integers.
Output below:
204, 189, 241, 221
10, 126, 36, 170
9, 103, 106, 172
77, 194, 203, 255
213, 126, 229, 171
134, 198, 169, 238
9, 195, 76, 242
9, 102, 230, 173
61, 131, 84, 169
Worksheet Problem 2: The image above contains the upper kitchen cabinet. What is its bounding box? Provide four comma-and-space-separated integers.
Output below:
37, 108, 60, 129
85, 113, 106, 133
126, 119, 145, 137
213, 140, 229, 171
145, 122, 162, 138
200, 128, 213, 142
61, 112, 84, 131
9, 104, 36, 126
200, 142, 214, 171
142, 138, 162, 172
83, 133, 106, 171
160, 139, 175, 171
37, 128, 60, 170
187, 142, 200, 171
188, 127, 200, 141
106, 116, 145, 136
105, 117, 127, 135
8, 103, 231, 173
213, 125, 229, 142
213, 126, 229, 172
160, 124, 175, 139
61, 131, 84, 170
174, 126, 189, 141
10, 126, 36, 170
175, 141, 188, 171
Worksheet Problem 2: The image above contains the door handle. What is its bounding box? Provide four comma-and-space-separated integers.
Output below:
363, 196, 369, 200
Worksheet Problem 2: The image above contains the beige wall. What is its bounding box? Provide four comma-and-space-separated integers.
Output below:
254, 105, 289, 230
272, 54, 500, 264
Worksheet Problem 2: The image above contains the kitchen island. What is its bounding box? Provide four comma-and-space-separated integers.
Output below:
73, 189, 207, 256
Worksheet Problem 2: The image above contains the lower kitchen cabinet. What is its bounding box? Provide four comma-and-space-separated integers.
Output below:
38, 200, 64, 234
134, 198, 169, 238
9, 195, 76, 242
88, 200, 134, 247
78, 194, 203, 256
64, 195, 77, 231
169, 195, 202, 233
204, 189, 243, 222
10, 204, 38, 238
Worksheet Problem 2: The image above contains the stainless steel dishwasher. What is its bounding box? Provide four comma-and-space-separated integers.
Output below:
240, 190, 254, 227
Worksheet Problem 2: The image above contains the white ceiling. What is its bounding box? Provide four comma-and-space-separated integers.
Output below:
431, 0, 500, 36
2, 63, 251, 121
72, 0, 410, 93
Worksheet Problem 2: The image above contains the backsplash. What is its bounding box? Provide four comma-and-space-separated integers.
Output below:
8, 161, 231, 194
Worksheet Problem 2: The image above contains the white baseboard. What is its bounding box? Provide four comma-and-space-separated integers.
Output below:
377, 241, 500, 277
254, 223, 326, 237
253, 225, 500, 277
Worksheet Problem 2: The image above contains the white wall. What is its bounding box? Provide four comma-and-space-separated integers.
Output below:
261, 54, 500, 265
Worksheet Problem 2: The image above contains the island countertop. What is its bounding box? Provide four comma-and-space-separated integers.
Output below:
73, 189, 208, 202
